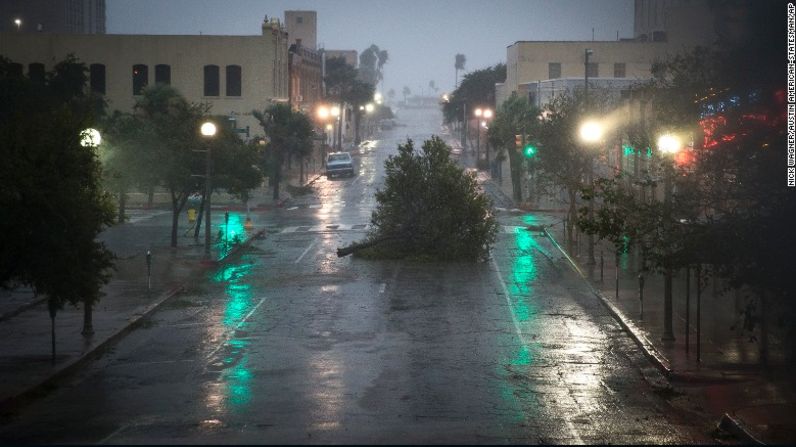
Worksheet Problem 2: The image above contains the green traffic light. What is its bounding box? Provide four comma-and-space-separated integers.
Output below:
523, 144, 537, 158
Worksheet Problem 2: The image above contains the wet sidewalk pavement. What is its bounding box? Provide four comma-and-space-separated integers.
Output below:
472, 162, 796, 444
0, 184, 289, 414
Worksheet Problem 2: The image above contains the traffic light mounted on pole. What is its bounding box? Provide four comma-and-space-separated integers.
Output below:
515, 134, 537, 159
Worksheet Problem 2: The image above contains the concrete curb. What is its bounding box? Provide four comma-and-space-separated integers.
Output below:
718, 413, 765, 445
541, 227, 674, 377
0, 229, 265, 414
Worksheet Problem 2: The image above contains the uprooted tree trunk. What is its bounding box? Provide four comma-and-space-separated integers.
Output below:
337, 234, 404, 257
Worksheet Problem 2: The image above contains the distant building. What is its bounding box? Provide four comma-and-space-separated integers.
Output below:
634, 0, 715, 46
0, 0, 106, 34
323, 49, 358, 68
0, 17, 289, 136
284, 10, 317, 50
501, 40, 675, 107
289, 42, 322, 112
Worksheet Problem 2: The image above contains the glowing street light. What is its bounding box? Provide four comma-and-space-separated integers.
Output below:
474, 108, 483, 118
80, 128, 101, 147
579, 120, 603, 144
317, 105, 330, 121
657, 134, 682, 155
14, 18, 21, 31
365, 103, 374, 113
483, 109, 493, 119
330, 106, 340, 117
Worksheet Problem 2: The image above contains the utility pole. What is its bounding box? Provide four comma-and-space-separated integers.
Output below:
585, 48, 596, 265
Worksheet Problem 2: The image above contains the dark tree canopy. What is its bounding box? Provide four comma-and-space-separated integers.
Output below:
0, 55, 115, 311
443, 63, 506, 124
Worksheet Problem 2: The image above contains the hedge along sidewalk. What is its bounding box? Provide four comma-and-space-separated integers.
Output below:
0, 222, 265, 414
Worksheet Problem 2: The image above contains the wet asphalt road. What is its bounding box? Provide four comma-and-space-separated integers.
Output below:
0, 107, 711, 444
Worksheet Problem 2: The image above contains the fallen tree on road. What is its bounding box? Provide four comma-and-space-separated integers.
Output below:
337, 136, 498, 261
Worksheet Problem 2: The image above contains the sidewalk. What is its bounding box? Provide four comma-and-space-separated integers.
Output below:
0, 189, 276, 414
469, 156, 796, 444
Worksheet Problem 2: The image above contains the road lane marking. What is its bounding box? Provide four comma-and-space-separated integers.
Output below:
286, 206, 299, 211
295, 238, 317, 264
98, 424, 129, 444
491, 254, 584, 445
206, 297, 266, 360
490, 256, 528, 346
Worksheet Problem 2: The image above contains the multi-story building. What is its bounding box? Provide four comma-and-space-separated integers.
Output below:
284, 10, 317, 50
497, 40, 675, 107
634, 0, 715, 45
0, 16, 289, 137
288, 42, 323, 113
0, 0, 106, 34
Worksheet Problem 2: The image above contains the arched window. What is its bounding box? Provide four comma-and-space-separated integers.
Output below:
90, 64, 106, 94
28, 63, 45, 84
155, 64, 170, 85
203, 65, 219, 96
132, 64, 148, 95
226, 65, 241, 96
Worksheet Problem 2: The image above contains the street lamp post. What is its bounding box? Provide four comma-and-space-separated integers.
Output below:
657, 133, 682, 342
200, 121, 217, 257
483, 108, 493, 166
79, 128, 102, 336
579, 120, 603, 265
474, 108, 483, 159
331, 105, 341, 150
14, 18, 22, 31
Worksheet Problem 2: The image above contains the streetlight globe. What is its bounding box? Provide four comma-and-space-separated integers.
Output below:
579, 120, 603, 144
325, 124, 333, 131
317, 105, 330, 120
374, 92, 383, 102
365, 103, 374, 113
331, 106, 340, 117
200, 121, 217, 137
80, 128, 101, 147
483, 109, 493, 119
657, 134, 682, 154
474, 108, 483, 117
14, 18, 21, 26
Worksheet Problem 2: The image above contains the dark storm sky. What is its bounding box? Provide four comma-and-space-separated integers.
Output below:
106, 0, 634, 97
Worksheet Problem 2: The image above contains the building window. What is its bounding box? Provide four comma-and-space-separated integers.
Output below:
28, 63, 45, 84
132, 64, 148, 95
614, 63, 626, 78
90, 64, 106, 94
226, 65, 241, 96
203, 65, 219, 96
548, 63, 561, 79
296, 16, 303, 24
586, 62, 598, 78
155, 64, 171, 85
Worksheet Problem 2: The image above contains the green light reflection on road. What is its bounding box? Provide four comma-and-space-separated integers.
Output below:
215, 212, 248, 260
210, 257, 257, 411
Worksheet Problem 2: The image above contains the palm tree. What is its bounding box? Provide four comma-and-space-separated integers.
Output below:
455, 53, 466, 88
402, 86, 411, 104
